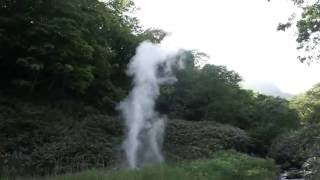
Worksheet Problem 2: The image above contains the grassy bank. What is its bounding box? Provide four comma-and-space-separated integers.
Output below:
1, 151, 277, 180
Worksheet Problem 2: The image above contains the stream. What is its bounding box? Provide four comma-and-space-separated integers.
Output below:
279, 169, 305, 180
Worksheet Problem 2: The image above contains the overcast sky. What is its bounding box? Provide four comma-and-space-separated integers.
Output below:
133, 0, 320, 94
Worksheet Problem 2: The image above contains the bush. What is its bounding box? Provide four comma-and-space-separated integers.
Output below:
1, 151, 276, 180
164, 119, 251, 161
0, 96, 124, 176
269, 124, 320, 169
0, 97, 252, 176
27, 114, 123, 175
180, 151, 276, 180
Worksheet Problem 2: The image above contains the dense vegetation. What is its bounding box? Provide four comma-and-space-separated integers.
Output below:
1, 151, 277, 180
275, 0, 320, 178
270, 84, 320, 179
291, 83, 320, 125
0, 0, 319, 179
159, 63, 300, 155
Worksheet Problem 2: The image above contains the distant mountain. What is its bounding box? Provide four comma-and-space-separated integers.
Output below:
243, 81, 294, 99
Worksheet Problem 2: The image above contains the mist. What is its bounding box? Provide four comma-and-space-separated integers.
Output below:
118, 41, 184, 168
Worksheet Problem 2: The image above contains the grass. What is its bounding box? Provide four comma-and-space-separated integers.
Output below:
0, 151, 277, 180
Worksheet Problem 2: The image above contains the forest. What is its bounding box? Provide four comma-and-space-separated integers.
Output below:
0, 0, 320, 180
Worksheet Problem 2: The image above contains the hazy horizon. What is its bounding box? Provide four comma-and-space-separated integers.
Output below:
134, 0, 320, 94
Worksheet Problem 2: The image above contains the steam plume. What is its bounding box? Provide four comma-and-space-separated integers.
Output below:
118, 41, 183, 168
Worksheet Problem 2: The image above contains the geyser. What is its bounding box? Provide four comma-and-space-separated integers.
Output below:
118, 41, 183, 168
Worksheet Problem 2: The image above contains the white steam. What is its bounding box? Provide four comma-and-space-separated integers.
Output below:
118, 41, 183, 168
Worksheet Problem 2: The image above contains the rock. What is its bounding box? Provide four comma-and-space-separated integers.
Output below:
280, 168, 304, 180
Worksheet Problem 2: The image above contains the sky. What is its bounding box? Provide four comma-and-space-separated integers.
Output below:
133, 0, 320, 94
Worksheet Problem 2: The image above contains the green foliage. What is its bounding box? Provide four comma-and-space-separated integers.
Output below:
0, 0, 145, 108
291, 83, 320, 125
248, 94, 300, 155
296, 4, 320, 62
0, 151, 276, 180
0, 0, 308, 176
158, 57, 245, 123
278, 1, 320, 63
159, 53, 300, 155
0, 95, 256, 176
141, 29, 168, 44
0, 95, 123, 176
274, 0, 320, 63
269, 124, 320, 169
180, 151, 276, 180
164, 119, 251, 161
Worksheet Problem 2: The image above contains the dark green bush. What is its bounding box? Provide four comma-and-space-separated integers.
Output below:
27, 114, 123, 175
164, 119, 251, 161
1, 151, 277, 180
269, 124, 320, 169
180, 150, 276, 180
1, 96, 253, 176
0, 96, 123, 176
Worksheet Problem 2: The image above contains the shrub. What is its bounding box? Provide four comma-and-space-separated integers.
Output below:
0, 97, 252, 176
27, 114, 123, 175
180, 151, 276, 180
164, 119, 251, 161
0, 96, 124, 176
0, 151, 277, 180
269, 124, 320, 169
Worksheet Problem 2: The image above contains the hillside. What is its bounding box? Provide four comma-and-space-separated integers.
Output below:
1, 1, 320, 180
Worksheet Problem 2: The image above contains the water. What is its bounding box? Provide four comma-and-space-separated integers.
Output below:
118, 41, 184, 168
280, 170, 305, 180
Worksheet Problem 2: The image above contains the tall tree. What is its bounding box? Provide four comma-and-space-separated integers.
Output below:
0, 0, 147, 109
291, 83, 320, 124
278, 1, 320, 63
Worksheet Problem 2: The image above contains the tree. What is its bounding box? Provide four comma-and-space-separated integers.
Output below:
158, 51, 300, 154
0, 0, 151, 110
291, 83, 320, 125
296, 3, 320, 63
249, 94, 300, 154
277, 1, 320, 63
158, 51, 245, 123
